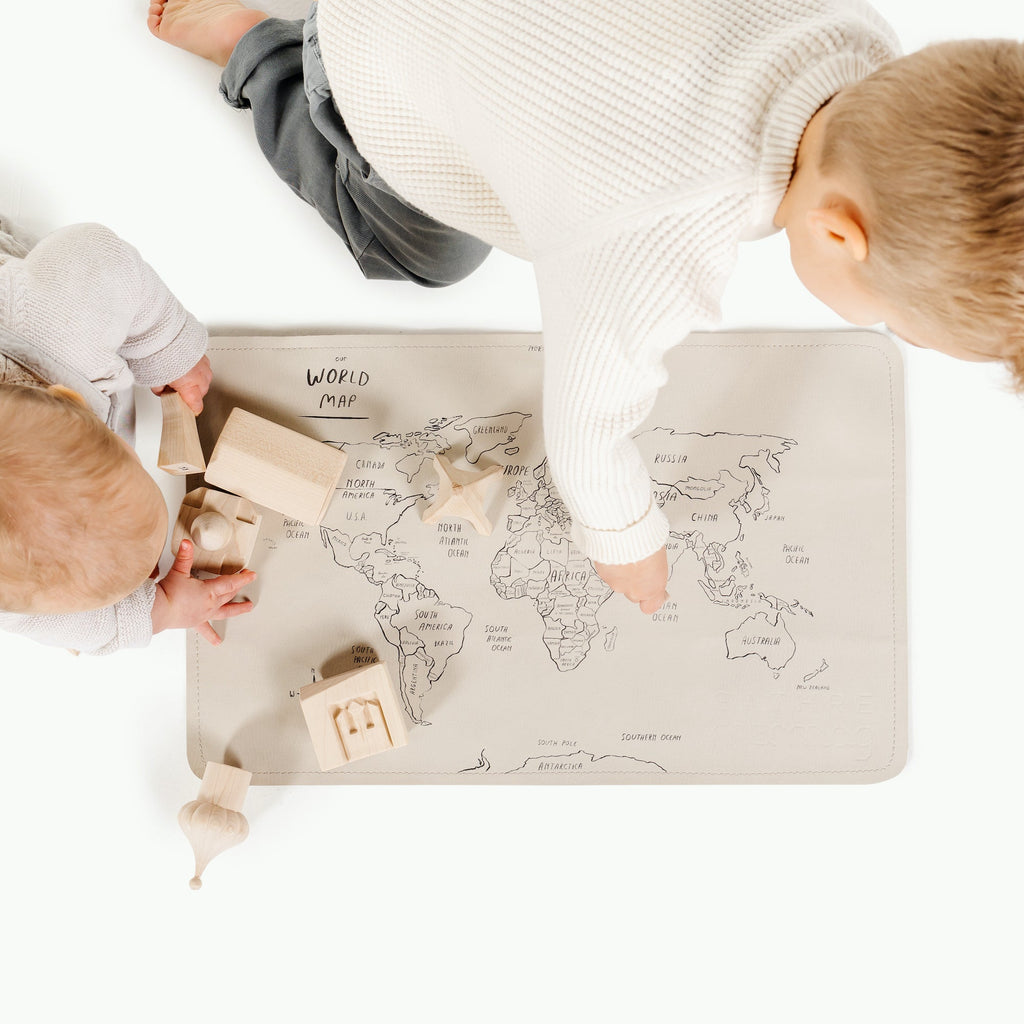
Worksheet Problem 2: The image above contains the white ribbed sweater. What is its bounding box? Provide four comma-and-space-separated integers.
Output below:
318, 0, 898, 563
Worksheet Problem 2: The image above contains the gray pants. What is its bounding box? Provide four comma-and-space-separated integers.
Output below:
219, 9, 490, 287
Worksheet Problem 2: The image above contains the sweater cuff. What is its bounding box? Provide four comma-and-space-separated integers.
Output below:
125, 313, 209, 389
110, 579, 158, 652
571, 502, 670, 565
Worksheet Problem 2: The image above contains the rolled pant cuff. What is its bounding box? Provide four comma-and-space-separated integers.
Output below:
219, 17, 304, 109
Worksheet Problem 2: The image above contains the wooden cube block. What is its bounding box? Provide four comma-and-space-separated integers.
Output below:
205, 407, 347, 525
299, 663, 408, 771
158, 391, 206, 475
172, 487, 262, 575
196, 761, 251, 812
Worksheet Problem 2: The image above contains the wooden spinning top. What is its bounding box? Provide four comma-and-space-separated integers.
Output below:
178, 762, 251, 890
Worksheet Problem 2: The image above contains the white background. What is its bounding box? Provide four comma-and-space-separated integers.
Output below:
1, 2, 1021, 1021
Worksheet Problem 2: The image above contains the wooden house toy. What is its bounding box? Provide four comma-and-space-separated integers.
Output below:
205, 407, 347, 525
299, 662, 408, 771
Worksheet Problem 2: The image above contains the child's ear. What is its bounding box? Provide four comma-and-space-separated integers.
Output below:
46, 385, 89, 408
806, 204, 869, 263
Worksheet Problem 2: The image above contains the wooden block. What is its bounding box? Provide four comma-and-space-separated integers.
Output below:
196, 761, 251, 812
423, 453, 502, 535
205, 407, 347, 525
299, 663, 408, 771
172, 487, 261, 574
158, 391, 206, 475
178, 762, 251, 890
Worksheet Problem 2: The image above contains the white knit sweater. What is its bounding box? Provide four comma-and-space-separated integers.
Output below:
0, 223, 208, 654
318, 0, 899, 563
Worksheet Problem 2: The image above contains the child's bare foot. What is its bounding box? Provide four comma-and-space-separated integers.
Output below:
148, 0, 269, 67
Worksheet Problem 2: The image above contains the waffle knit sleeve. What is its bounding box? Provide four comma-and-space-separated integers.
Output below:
102, 232, 209, 389
0, 579, 157, 656
13, 223, 208, 391
536, 199, 747, 565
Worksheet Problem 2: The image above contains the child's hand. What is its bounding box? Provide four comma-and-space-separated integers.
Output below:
594, 547, 669, 614
151, 539, 256, 645
153, 355, 213, 415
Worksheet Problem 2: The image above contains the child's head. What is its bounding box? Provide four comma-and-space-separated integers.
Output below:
776, 39, 1024, 380
0, 384, 168, 615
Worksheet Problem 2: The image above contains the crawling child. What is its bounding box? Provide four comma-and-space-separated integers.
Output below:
150, 0, 1024, 613
0, 219, 255, 654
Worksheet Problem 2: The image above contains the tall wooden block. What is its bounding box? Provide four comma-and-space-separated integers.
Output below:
299, 663, 408, 771
205, 407, 348, 525
158, 391, 206, 475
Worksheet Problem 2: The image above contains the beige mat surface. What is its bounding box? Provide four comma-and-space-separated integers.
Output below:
186, 330, 906, 784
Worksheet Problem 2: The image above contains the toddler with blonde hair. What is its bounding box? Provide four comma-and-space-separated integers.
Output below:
0, 221, 255, 654
149, 0, 1024, 613
809, 38, 1024, 370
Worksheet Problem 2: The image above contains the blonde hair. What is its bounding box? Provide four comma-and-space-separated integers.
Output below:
0, 385, 166, 614
820, 40, 1024, 382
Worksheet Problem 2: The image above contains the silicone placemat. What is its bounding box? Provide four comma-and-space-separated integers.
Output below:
186, 330, 906, 783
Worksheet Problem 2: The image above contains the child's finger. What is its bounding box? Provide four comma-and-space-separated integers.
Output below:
177, 383, 204, 416
210, 598, 255, 621
196, 621, 222, 646
206, 571, 256, 600
169, 539, 196, 577
639, 591, 668, 614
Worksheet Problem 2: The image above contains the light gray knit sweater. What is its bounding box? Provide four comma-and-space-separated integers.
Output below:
0, 222, 208, 654
318, 0, 899, 563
